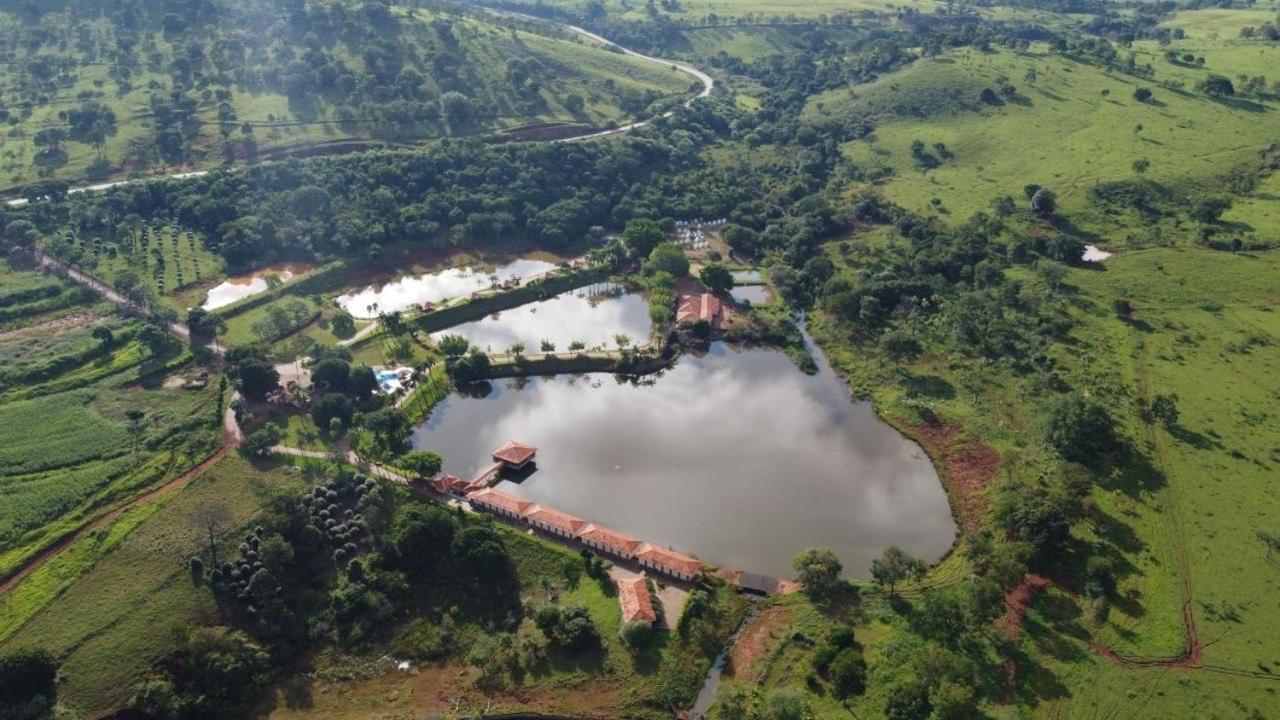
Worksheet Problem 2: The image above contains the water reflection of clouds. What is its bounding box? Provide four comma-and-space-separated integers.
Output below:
431, 291, 651, 351
335, 259, 556, 318
411, 346, 955, 578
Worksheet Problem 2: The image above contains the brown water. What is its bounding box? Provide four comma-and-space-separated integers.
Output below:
411, 340, 955, 578
430, 284, 651, 352
335, 258, 558, 319
201, 264, 309, 310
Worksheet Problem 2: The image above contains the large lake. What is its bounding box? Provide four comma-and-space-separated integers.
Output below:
335, 258, 557, 319
431, 285, 651, 352
411, 340, 955, 578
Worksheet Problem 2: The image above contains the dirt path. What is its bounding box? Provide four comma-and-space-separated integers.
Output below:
1092, 340, 1202, 668
0, 397, 243, 595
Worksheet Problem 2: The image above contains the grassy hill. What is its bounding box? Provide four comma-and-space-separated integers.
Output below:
0, 0, 692, 191
808, 42, 1280, 247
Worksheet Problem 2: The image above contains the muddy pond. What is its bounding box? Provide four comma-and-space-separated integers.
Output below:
201, 264, 309, 310
411, 335, 955, 578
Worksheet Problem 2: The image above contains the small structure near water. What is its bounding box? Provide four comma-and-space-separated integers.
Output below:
676, 292, 724, 329
616, 576, 658, 625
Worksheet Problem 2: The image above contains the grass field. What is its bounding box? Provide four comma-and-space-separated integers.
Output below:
812, 44, 1280, 244
0, 455, 306, 716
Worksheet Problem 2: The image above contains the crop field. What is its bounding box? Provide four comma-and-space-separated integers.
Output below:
74, 223, 227, 304
0, 455, 305, 716
814, 44, 1280, 244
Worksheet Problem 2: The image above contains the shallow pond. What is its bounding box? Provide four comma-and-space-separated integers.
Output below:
411, 339, 955, 578
335, 258, 557, 319
729, 284, 770, 305
431, 284, 651, 352
730, 269, 762, 283
201, 264, 308, 310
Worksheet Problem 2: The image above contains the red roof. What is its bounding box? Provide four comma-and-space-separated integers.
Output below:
577, 524, 643, 556
522, 505, 586, 535
617, 576, 657, 624
491, 440, 537, 466
432, 474, 471, 493
635, 544, 702, 577
467, 488, 533, 515
676, 293, 723, 326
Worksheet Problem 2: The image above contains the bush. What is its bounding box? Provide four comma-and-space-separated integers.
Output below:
1046, 394, 1118, 465
0, 648, 57, 715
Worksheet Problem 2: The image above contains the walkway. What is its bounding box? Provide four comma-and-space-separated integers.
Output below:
29, 248, 225, 355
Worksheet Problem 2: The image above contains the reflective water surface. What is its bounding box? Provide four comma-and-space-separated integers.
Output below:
201, 264, 309, 310
431, 285, 651, 352
335, 258, 557, 318
729, 285, 770, 305
411, 341, 955, 578
730, 269, 762, 283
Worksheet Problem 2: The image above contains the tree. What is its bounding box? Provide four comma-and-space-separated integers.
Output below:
1046, 394, 1117, 465
884, 679, 932, 720
311, 357, 351, 391
232, 352, 279, 399
1030, 187, 1057, 216
188, 501, 232, 569
391, 504, 457, 576
348, 365, 378, 398
1197, 74, 1235, 97
313, 394, 354, 432
1147, 393, 1179, 427
645, 242, 689, 277
4, 219, 39, 247
1191, 197, 1231, 224
621, 218, 666, 259
439, 91, 474, 133
1132, 87, 1153, 102
138, 323, 172, 353
870, 546, 926, 594
330, 310, 356, 339
828, 648, 867, 700
438, 334, 470, 358
1131, 158, 1150, 175
699, 264, 734, 294
91, 326, 115, 347
242, 423, 283, 456
0, 648, 58, 717
401, 450, 443, 478
792, 547, 843, 598
765, 689, 810, 720
880, 328, 922, 366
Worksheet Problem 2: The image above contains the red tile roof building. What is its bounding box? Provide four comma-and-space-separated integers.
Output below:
616, 576, 657, 625
522, 505, 586, 538
432, 474, 474, 495
576, 524, 644, 558
635, 544, 702, 581
491, 440, 537, 468
676, 293, 724, 328
467, 488, 533, 518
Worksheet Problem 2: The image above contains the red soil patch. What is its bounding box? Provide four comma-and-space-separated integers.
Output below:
911, 418, 1000, 533
728, 606, 794, 681
994, 574, 1051, 642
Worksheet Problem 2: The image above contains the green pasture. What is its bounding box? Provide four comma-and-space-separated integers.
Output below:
814, 45, 1280, 241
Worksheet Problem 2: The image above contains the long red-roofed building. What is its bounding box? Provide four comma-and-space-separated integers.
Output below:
522, 505, 586, 539
467, 488, 532, 518
576, 524, 644, 558
676, 292, 724, 328
635, 544, 702, 581
616, 576, 657, 625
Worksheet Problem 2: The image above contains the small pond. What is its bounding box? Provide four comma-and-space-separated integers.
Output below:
1082, 245, 1112, 262
729, 285, 770, 305
335, 258, 557, 319
411, 337, 955, 578
201, 264, 309, 311
431, 284, 651, 352
730, 269, 762, 284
